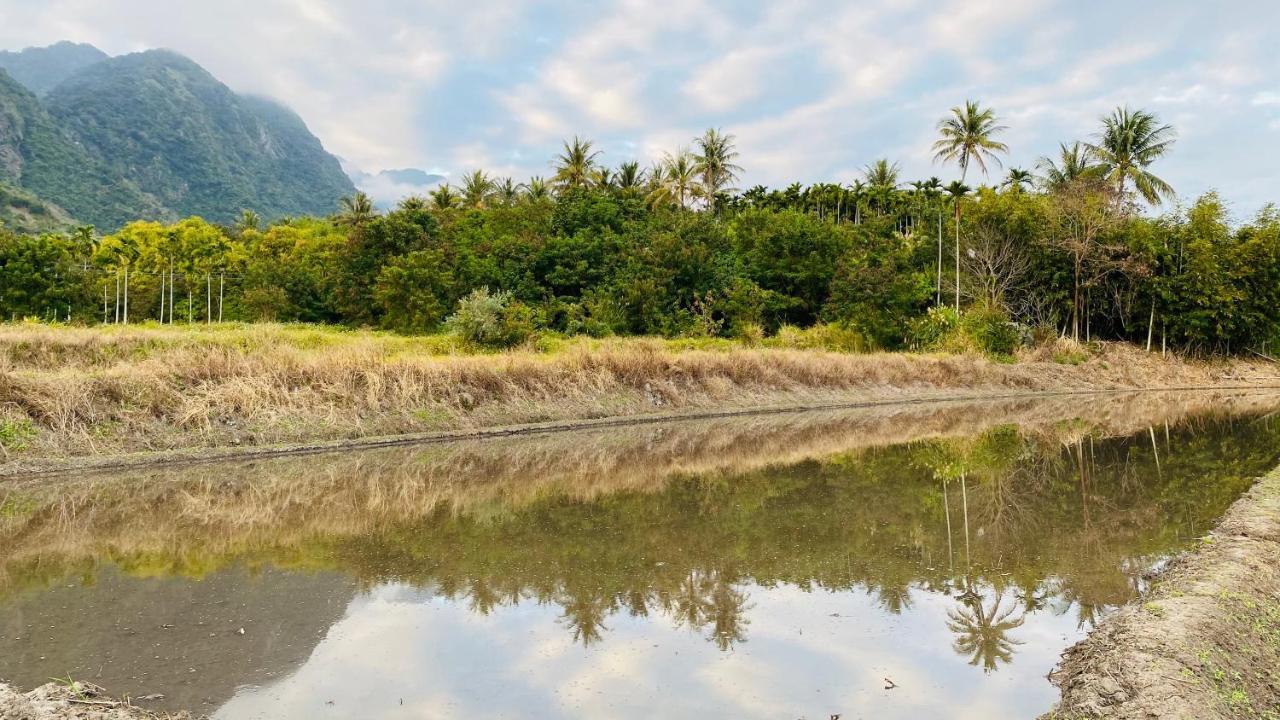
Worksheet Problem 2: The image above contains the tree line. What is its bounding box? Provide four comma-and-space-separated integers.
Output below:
1, 102, 1278, 355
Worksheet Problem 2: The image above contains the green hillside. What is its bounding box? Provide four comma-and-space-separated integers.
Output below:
0, 182, 74, 234
0, 41, 108, 96
0, 68, 164, 230
44, 50, 354, 225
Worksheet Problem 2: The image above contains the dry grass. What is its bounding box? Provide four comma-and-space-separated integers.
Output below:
0, 322, 1274, 467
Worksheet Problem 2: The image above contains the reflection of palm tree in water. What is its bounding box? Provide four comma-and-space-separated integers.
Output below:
557, 592, 614, 646
946, 592, 1026, 672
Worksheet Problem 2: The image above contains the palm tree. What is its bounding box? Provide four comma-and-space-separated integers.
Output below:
932, 100, 1009, 182
397, 195, 428, 212
946, 594, 1025, 673
847, 180, 867, 224
553, 136, 601, 190
1002, 168, 1034, 192
460, 170, 496, 208
495, 177, 522, 206
524, 177, 551, 202
647, 150, 701, 208
1085, 107, 1176, 205
235, 209, 261, 235
863, 158, 901, 189
429, 184, 461, 211
614, 161, 645, 197
693, 128, 743, 200
1037, 142, 1100, 191
945, 181, 971, 311
337, 192, 377, 229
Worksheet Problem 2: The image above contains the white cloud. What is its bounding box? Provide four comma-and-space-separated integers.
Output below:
2, 0, 1279, 211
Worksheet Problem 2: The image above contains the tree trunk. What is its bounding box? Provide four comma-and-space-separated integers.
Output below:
218, 272, 225, 323
954, 203, 961, 312
159, 267, 166, 323
169, 264, 175, 325
206, 273, 212, 324
1072, 256, 1082, 341
114, 271, 120, 324
123, 266, 129, 325
936, 212, 943, 306
1145, 300, 1155, 352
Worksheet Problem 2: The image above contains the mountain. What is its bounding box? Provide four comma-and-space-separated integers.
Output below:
0, 41, 108, 96
0, 44, 355, 230
43, 49, 355, 226
344, 162, 446, 208
0, 67, 163, 230
0, 181, 74, 234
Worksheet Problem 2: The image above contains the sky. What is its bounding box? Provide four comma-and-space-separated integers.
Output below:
2, 0, 1279, 214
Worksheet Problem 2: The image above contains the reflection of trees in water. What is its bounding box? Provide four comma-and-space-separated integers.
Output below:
554, 569, 752, 650
5, 412, 1280, 663
946, 591, 1026, 672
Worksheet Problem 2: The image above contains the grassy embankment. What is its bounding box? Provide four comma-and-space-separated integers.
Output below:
0, 321, 1275, 473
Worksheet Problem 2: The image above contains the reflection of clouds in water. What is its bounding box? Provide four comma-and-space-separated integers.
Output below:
215, 580, 1084, 719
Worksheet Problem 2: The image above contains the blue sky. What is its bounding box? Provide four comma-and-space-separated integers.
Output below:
3, 0, 1279, 214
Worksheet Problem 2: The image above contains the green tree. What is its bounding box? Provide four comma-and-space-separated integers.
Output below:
932, 100, 1009, 182
553, 137, 601, 191
1086, 107, 1176, 205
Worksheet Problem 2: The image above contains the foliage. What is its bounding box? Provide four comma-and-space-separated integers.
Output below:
0, 104, 1277, 357
960, 305, 1022, 358
1, 47, 353, 231
446, 288, 536, 349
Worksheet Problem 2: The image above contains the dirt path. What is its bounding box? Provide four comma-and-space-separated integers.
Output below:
1044, 466, 1280, 719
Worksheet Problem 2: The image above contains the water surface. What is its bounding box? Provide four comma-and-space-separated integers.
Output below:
2, 392, 1279, 718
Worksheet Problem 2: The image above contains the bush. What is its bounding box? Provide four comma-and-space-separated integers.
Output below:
446, 288, 536, 349
961, 306, 1021, 357
769, 323, 867, 353
907, 307, 959, 351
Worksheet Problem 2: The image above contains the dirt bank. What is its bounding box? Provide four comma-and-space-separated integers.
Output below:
0, 681, 191, 719
1045, 466, 1280, 719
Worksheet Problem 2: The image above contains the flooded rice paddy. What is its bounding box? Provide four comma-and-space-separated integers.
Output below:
2, 391, 1280, 718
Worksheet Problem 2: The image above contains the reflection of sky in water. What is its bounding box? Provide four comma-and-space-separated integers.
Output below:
216, 581, 1081, 719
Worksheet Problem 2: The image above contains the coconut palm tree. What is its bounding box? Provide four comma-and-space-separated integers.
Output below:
429, 184, 461, 211
614, 161, 646, 197
1085, 107, 1176, 205
337, 192, 377, 229
647, 150, 701, 208
397, 195, 428, 212
1037, 142, 1100, 191
1002, 168, 1035, 192
495, 177, 522, 206
947, 594, 1025, 673
460, 170, 496, 208
235, 209, 261, 235
693, 128, 744, 199
932, 100, 1009, 182
945, 181, 972, 311
524, 177, 551, 202
553, 136, 601, 190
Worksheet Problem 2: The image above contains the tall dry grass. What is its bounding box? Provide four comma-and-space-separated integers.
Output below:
0, 322, 1272, 464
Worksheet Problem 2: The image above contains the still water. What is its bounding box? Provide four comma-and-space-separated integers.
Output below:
2, 392, 1279, 718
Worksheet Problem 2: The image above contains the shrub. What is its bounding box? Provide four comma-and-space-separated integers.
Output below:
907, 307, 960, 351
769, 323, 867, 353
961, 305, 1021, 357
446, 288, 536, 349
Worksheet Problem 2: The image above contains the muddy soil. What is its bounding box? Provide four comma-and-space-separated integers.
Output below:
0, 682, 194, 719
